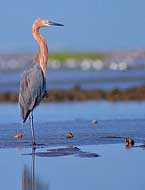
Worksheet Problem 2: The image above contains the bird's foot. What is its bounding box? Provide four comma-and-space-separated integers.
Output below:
32, 142, 47, 148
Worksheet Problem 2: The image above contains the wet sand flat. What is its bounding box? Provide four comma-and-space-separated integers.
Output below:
0, 101, 145, 148
1, 118, 145, 148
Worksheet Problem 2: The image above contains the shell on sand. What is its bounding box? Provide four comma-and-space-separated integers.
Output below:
14, 133, 23, 139
66, 132, 73, 139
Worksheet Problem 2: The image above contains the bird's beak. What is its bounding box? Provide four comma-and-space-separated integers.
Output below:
48, 21, 64, 27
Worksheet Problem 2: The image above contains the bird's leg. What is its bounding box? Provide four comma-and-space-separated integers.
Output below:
20, 121, 24, 134
29, 112, 36, 146
31, 147, 35, 190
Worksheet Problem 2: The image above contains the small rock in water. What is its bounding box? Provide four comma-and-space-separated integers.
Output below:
91, 119, 97, 124
66, 132, 73, 139
125, 137, 134, 147
14, 133, 23, 139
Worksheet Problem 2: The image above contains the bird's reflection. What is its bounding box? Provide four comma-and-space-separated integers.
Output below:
22, 148, 49, 190
22, 146, 99, 190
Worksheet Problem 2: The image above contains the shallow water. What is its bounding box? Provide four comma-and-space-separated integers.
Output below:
1, 143, 145, 190
1, 101, 145, 189
0, 101, 145, 148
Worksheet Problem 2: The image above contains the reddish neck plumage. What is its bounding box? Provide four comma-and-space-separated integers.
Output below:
32, 25, 48, 78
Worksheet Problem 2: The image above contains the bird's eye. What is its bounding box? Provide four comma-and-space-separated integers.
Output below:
44, 20, 48, 24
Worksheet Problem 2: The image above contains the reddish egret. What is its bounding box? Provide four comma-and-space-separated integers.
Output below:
19, 18, 63, 145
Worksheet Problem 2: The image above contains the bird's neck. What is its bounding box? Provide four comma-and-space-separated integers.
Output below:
32, 27, 48, 78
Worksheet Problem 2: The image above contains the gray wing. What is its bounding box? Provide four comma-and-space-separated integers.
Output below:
19, 64, 46, 123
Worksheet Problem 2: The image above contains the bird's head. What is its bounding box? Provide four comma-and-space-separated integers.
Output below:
33, 18, 64, 29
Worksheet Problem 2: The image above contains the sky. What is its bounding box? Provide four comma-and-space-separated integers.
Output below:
0, 0, 145, 52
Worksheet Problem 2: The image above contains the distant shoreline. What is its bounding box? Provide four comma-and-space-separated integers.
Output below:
0, 50, 144, 71
1, 85, 145, 102
0, 49, 144, 61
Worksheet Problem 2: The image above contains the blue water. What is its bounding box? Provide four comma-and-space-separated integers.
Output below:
1, 144, 145, 190
0, 101, 145, 189
1, 69, 145, 92
1, 101, 145, 124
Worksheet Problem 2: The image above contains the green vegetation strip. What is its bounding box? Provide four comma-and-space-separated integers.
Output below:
48, 52, 106, 61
